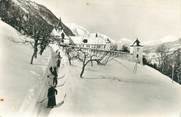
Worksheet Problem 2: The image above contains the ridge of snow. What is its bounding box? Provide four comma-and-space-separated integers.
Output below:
0, 20, 50, 117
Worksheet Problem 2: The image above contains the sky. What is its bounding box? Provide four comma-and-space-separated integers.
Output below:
33, 0, 181, 43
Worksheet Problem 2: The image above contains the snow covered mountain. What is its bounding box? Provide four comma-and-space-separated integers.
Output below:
145, 35, 180, 46
0, 0, 74, 38
66, 23, 89, 36
119, 38, 132, 45
144, 38, 181, 53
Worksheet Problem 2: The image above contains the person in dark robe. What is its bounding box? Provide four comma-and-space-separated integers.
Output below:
49, 67, 54, 75
56, 54, 62, 68
56, 50, 59, 53
61, 32, 65, 43
47, 86, 58, 108
57, 52, 61, 59
52, 67, 58, 77
53, 76, 58, 86
56, 59, 61, 68
50, 67, 58, 77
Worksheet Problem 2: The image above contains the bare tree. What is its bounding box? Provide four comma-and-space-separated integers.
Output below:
155, 44, 181, 83
30, 25, 51, 64
30, 39, 39, 64
173, 48, 181, 82
30, 26, 41, 64
156, 44, 168, 72
76, 48, 114, 78
57, 42, 121, 78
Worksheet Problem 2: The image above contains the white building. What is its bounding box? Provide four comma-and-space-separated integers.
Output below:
70, 35, 109, 50
132, 46, 143, 65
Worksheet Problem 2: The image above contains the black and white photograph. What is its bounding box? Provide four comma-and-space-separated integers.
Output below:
0, 0, 181, 117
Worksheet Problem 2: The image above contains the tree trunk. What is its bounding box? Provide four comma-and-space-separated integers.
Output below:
67, 52, 71, 65
80, 54, 87, 78
68, 56, 71, 65
30, 52, 35, 64
90, 56, 93, 66
30, 39, 38, 64
80, 64, 86, 78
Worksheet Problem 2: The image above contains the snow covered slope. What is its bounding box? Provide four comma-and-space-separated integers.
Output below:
47, 57, 181, 117
0, 20, 51, 116
144, 38, 181, 53
0, 0, 74, 38
66, 23, 89, 36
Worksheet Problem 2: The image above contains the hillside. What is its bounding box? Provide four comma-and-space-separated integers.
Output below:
144, 38, 181, 53
0, 0, 74, 38
0, 20, 51, 116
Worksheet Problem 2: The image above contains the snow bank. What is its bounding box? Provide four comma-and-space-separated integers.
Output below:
0, 20, 50, 117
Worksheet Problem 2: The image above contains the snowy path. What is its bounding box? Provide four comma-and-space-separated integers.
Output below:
36, 44, 70, 117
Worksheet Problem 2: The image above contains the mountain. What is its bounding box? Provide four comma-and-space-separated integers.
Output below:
144, 38, 181, 53
0, 0, 74, 39
118, 38, 132, 44
66, 23, 89, 36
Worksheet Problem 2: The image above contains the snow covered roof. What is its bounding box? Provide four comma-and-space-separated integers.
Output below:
70, 36, 107, 45
51, 28, 68, 38
70, 36, 83, 44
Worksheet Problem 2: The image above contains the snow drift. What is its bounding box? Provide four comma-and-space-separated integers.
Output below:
0, 20, 51, 117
